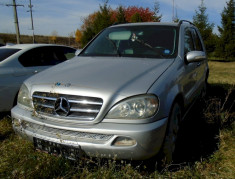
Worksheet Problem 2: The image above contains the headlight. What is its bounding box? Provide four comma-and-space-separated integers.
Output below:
106, 95, 159, 119
17, 84, 32, 109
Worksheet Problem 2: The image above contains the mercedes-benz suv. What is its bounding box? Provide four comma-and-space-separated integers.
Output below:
11, 21, 209, 164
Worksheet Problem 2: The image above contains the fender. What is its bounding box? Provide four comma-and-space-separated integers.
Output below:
165, 84, 184, 117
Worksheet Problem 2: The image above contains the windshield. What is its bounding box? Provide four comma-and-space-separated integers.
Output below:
0, 48, 21, 62
80, 25, 178, 58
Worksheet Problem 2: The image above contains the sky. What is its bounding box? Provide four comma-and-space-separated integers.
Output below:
0, 0, 229, 37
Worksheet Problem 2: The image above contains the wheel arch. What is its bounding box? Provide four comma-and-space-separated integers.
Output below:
165, 85, 185, 120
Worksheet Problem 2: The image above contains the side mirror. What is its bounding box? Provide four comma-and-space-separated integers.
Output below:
186, 51, 206, 63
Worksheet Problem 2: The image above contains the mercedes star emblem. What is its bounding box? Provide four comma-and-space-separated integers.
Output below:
54, 97, 70, 116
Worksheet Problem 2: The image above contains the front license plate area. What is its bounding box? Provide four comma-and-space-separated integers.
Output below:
33, 138, 80, 160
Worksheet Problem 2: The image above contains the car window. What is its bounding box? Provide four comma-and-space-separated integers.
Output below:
0, 48, 21, 62
18, 46, 75, 67
191, 28, 203, 51
184, 28, 195, 55
61, 47, 76, 59
80, 25, 178, 59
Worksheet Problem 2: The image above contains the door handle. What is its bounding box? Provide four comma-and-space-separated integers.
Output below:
34, 70, 38, 74
197, 62, 201, 67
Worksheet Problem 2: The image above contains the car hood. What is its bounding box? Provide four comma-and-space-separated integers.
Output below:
26, 56, 174, 98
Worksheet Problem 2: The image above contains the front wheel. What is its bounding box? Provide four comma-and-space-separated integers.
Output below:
158, 103, 181, 166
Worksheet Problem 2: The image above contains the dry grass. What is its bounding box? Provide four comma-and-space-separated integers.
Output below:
208, 61, 235, 85
0, 33, 78, 48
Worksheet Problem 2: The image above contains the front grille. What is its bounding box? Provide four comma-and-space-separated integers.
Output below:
23, 121, 113, 142
32, 92, 103, 120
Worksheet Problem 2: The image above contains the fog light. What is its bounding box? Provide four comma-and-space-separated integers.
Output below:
112, 137, 136, 146
13, 118, 21, 127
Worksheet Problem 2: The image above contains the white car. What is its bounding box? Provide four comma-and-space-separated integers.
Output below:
0, 44, 76, 112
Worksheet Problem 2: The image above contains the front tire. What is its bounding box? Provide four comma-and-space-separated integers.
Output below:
159, 103, 181, 166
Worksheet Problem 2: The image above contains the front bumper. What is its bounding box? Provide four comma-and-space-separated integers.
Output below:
11, 105, 168, 160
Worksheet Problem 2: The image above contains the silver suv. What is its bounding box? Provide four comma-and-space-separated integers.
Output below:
12, 21, 209, 163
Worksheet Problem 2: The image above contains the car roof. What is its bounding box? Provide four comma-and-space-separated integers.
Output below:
110, 22, 179, 28
0, 44, 74, 50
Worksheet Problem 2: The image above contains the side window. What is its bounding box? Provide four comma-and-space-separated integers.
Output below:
19, 47, 75, 67
18, 48, 42, 67
0, 49, 20, 62
192, 29, 203, 51
60, 47, 76, 60
39, 47, 64, 66
184, 28, 195, 55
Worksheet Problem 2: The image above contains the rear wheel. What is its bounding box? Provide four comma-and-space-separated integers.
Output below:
158, 103, 181, 167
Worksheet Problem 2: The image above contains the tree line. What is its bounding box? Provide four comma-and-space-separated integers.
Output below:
75, 1, 162, 48
75, 0, 234, 60
193, 0, 234, 60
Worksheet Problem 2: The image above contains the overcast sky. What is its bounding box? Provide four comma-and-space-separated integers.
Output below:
0, 0, 228, 37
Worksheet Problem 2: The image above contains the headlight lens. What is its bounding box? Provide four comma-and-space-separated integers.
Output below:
17, 84, 32, 109
106, 95, 159, 119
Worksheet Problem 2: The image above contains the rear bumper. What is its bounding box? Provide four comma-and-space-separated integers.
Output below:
11, 105, 168, 160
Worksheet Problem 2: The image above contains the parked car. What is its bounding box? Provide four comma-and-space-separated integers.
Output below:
12, 21, 209, 164
0, 44, 76, 112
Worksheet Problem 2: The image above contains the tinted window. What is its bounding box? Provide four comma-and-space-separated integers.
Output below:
191, 29, 203, 51
184, 29, 194, 55
62, 47, 76, 59
80, 26, 178, 59
0, 48, 21, 62
19, 46, 75, 67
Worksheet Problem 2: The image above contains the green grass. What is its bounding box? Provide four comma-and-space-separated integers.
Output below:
0, 61, 234, 178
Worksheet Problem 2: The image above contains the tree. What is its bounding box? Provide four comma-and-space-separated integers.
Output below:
75, 29, 82, 43
131, 12, 142, 22
125, 6, 155, 22
80, 2, 161, 47
112, 5, 158, 23
81, 27, 96, 47
81, 1, 114, 47
216, 0, 235, 59
115, 6, 126, 23
152, 1, 162, 22
92, 1, 114, 34
193, 0, 215, 54
50, 30, 58, 44
81, 12, 98, 32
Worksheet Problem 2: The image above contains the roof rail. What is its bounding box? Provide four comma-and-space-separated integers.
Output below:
178, 20, 195, 26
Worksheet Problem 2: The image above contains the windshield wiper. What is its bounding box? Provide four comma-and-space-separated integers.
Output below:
106, 36, 121, 57
131, 33, 164, 58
